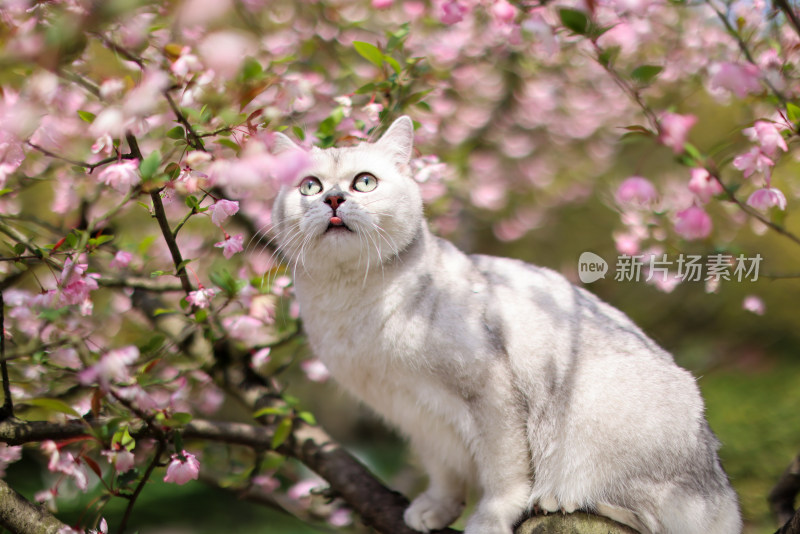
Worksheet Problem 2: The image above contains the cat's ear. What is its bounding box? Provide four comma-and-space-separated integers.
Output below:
271, 132, 302, 155
375, 116, 414, 164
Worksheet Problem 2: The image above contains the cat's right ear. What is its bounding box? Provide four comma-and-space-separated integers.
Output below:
271, 132, 302, 155
375, 116, 414, 164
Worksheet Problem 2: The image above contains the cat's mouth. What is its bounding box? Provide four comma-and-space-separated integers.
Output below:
326, 216, 352, 233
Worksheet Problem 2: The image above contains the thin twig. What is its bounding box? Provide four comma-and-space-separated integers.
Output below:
92, 33, 145, 68
125, 132, 194, 296
705, 0, 789, 105
163, 91, 206, 152
117, 440, 165, 534
710, 173, 800, 247
0, 292, 11, 420
773, 0, 800, 43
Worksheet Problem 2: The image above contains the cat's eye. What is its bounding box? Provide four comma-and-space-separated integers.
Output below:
352, 172, 378, 193
299, 176, 322, 196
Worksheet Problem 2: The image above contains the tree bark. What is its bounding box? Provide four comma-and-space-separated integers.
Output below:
0, 479, 67, 534
516, 513, 637, 534
770, 452, 800, 526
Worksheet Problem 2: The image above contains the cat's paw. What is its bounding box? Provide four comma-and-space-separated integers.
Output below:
404, 492, 464, 533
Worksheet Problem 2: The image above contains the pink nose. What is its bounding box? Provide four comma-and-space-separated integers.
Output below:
325, 195, 345, 210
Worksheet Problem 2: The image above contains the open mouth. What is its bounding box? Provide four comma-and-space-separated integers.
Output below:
326, 216, 352, 233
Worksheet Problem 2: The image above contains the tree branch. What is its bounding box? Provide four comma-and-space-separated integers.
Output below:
0, 478, 68, 534
776, 508, 800, 534
770, 452, 800, 526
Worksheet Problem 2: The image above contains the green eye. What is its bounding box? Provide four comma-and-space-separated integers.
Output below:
299, 176, 322, 196
352, 173, 378, 193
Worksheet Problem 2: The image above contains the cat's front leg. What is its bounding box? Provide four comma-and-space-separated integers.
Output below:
462, 393, 532, 534
403, 432, 467, 532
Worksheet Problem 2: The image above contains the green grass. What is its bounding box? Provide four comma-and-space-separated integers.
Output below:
700, 360, 800, 534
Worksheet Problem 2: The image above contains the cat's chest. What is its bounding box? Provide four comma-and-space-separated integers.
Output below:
296, 278, 433, 395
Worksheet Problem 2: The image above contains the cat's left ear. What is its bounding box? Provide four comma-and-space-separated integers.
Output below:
375, 116, 414, 164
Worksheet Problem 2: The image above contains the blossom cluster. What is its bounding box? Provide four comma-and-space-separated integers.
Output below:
0, 0, 795, 531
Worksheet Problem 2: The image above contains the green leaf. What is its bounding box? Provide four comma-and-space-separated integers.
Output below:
598, 46, 621, 68
271, 417, 293, 449
88, 234, 114, 247
292, 126, 306, 141
153, 308, 175, 316
386, 23, 410, 52
355, 82, 377, 95
215, 139, 240, 152
558, 8, 590, 35
112, 426, 136, 452
77, 110, 96, 123
353, 41, 384, 67
254, 405, 291, 418
297, 411, 317, 425
185, 195, 200, 209
12, 243, 26, 256
787, 103, 800, 123
241, 56, 263, 81
683, 142, 704, 162
139, 150, 162, 180
631, 65, 663, 85
384, 55, 402, 75
166, 126, 185, 139
25, 398, 82, 419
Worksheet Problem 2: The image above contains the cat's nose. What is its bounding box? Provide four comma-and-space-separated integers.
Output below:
325, 194, 345, 211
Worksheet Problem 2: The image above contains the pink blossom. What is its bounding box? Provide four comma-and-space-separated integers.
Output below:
674, 205, 712, 240
491, 0, 517, 24
440, 0, 467, 24
163, 450, 200, 485
78, 346, 139, 389
215, 233, 244, 259
301, 359, 330, 383
251, 347, 271, 368
209, 199, 239, 227
0, 444, 22, 477
91, 133, 114, 156
288, 478, 322, 501
746, 187, 787, 211
732, 147, 773, 179
60, 258, 100, 306
97, 159, 140, 193
372, 0, 393, 7
362, 102, 384, 123
0, 131, 25, 187
615, 176, 658, 207
688, 168, 723, 203
271, 149, 312, 186
743, 121, 788, 157
742, 295, 766, 315
328, 508, 353, 527
109, 250, 132, 269
198, 32, 255, 80
252, 473, 280, 493
186, 287, 216, 309
101, 449, 135, 473
709, 62, 762, 98
659, 113, 697, 154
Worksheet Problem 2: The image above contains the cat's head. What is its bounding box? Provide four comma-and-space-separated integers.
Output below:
271, 116, 423, 276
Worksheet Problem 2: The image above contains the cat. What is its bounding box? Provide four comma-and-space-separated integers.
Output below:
270, 116, 743, 534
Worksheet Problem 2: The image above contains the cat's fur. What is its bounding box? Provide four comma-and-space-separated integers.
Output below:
270, 116, 742, 534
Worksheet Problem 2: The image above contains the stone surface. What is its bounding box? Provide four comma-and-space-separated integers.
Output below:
515, 512, 638, 534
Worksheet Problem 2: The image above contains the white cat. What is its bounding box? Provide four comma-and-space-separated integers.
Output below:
270, 116, 743, 534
